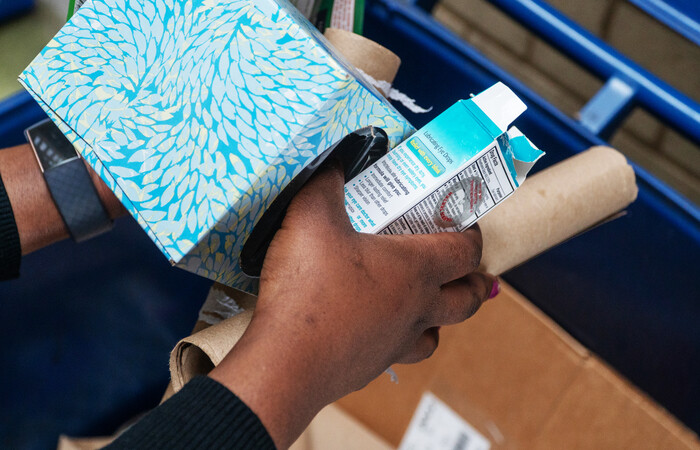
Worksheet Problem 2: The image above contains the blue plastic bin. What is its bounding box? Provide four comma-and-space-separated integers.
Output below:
0, 0, 34, 23
362, 0, 699, 432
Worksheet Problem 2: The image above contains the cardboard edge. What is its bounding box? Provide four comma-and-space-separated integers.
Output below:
587, 358, 700, 448
506, 277, 698, 447
500, 283, 590, 359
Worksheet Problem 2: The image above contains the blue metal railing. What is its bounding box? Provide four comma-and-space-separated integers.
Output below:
412, 0, 700, 148
629, 0, 700, 46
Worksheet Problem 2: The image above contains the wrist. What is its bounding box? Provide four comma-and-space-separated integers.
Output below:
0, 143, 125, 255
24, 119, 121, 244
209, 321, 330, 449
1, 144, 69, 254
83, 161, 127, 220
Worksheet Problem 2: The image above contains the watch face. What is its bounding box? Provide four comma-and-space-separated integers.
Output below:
27, 119, 78, 171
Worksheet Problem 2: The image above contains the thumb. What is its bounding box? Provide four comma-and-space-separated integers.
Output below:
284, 160, 354, 233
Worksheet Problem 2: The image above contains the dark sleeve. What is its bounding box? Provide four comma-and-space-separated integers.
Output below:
106, 376, 276, 450
0, 171, 21, 280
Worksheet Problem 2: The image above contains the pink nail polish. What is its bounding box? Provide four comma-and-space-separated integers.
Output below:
489, 280, 500, 299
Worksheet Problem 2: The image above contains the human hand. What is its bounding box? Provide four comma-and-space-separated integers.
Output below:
209, 162, 498, 448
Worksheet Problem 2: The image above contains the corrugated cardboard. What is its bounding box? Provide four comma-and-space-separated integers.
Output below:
337, 283, 700, 449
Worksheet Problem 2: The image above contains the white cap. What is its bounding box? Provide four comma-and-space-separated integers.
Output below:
472, 82, 527, 133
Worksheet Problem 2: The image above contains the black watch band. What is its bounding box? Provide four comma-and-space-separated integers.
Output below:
25, 119, 113, 242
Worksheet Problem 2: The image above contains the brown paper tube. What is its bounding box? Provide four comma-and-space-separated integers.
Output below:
479, 146, 638, 275
324, 28, 401, 89
170, 146, 638, 391
169, 309, 254, 392
163, 285, 259, 400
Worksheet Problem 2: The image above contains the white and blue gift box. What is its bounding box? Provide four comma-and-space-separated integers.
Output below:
20, 0, 414, 292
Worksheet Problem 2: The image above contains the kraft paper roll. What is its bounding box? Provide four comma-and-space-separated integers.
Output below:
478, 146, 638, 275
162, 286, 258, 400
169, 308, 254, 392
324, 28, 402, 93
169, 146, 638, 392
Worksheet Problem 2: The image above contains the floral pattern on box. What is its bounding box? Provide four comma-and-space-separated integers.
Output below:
20, 0, 414, 292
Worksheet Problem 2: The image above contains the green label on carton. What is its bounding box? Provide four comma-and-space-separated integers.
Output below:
67, 0, 86, 19
407, 137, 445, 177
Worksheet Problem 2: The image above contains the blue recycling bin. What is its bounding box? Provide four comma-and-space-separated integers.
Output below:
0, 0, 698, 447
361, 0, 699, 433
0, 0, 34, 24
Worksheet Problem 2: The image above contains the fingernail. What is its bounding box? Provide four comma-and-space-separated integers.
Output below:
489, 280, 500, 299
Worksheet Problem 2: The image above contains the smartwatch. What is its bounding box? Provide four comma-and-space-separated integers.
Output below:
25, 119, 113, 242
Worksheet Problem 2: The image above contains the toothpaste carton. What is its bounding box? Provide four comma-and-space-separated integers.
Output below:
344, 83, 544, 235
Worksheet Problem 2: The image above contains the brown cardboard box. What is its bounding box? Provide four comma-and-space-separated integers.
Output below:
336, 283, 699, 449
60, 282, 697, 450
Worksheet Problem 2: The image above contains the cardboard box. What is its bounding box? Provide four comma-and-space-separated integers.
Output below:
334, 283, 699, 449
19, 0, 413, 293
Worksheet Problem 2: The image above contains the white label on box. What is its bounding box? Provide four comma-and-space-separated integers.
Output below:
399, 392, 491, 450
378, 145, 514, 235
345, 140, 515, 235
330, 0, 356, 31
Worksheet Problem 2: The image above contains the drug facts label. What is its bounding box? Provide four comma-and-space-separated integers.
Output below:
344, 141, 515, 235
399, 392, 491, 450
381, 145, 514, 235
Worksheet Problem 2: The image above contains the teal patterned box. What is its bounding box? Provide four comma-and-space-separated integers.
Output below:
19, 0, 414, 293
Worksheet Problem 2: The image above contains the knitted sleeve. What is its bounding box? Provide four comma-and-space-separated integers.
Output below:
107, 376, 275, 449
0, 171, 21, 280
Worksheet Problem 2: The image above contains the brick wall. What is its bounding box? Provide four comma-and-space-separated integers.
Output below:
433, 0, 700, 204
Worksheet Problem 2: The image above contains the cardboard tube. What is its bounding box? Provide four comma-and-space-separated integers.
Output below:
169, 146, 638, 391
169, 308, 254, 392
479, 146, 638, 275
324, 28, 401, 89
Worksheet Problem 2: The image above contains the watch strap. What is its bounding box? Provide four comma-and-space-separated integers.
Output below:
25, 119, 113, 243
43, 159, 113, 242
